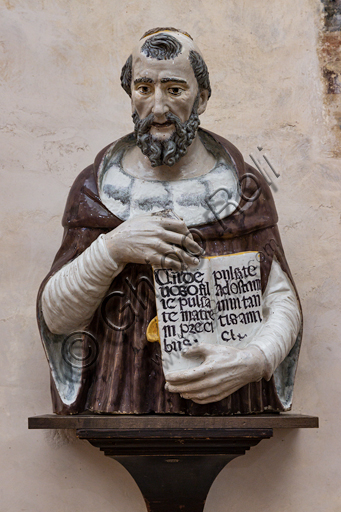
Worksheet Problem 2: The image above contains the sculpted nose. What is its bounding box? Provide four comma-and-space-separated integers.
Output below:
152, 89, 169, 117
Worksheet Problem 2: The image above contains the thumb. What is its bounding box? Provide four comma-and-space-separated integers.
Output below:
182, 343, 210, 359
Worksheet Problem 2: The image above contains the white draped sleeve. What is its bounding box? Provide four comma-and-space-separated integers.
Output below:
42, 234, 124, 335
248, 259, 301, 379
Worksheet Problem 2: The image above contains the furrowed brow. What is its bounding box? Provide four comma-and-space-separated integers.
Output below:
160, 78, 187, 84
134, 77, 154, 85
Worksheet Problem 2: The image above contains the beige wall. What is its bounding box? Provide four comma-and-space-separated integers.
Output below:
1, 0, 340, 510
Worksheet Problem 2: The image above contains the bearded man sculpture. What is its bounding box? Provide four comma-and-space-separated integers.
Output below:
37, 28, 302, 415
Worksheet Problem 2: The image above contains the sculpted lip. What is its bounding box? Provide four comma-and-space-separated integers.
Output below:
152, 121, 173, 127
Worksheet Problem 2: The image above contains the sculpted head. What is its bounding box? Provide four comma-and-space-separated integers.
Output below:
120, 28, 211, 167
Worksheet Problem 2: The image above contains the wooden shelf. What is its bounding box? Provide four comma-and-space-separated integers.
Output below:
28, 413, 318, 430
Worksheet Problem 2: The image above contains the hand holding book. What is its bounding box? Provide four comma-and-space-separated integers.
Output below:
165, 344, 267, 404
154, 250, 300, 404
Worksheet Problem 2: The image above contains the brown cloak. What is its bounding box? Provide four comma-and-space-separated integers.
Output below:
37, 129, 302, 415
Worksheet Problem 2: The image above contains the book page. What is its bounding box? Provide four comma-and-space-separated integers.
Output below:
210, 251, 263, 348
153, 251, 263, 377
153, 259, 218, 376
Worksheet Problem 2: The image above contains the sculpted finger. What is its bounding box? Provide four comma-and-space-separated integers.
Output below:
190, 393, 228, 404
179, 382, 232, 400
182, 344, 213, 359
163, 231, 202, 256
181, 233, 204, 257
165, 362, 213, 385
190, 383, 245, 403
166, 378, 223, 394
148, 249, 185, 271
179, 249, 201, 267
160, 256, 187, 271
166, 369, 232, 393
187, 383, 245, 403
149, 243, 189, 270
166, 380, 206, 394
165, 370, 203, 385
160, 218, 189, 235
183, 390, 234, 404
161, 248, 199, 269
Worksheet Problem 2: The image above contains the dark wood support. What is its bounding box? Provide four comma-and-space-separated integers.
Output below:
29, 414, 318, 512
77, 427, 272, 512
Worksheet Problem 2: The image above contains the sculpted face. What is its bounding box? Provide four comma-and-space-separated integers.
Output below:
131, 52, 200, 141
127, 31, 209, 167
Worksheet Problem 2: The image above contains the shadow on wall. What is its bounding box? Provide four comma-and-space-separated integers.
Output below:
206, 429, 302, 510
46, 428, 147, 512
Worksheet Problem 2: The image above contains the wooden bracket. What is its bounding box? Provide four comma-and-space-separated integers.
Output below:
29, 414, 318, 512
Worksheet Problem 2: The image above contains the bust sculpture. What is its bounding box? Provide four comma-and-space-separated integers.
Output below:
37, 27, 302, 415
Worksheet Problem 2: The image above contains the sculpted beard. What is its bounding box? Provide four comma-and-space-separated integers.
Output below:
132, 97, 200, 167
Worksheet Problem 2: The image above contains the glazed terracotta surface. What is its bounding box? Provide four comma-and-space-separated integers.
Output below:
38, 29, 301, 414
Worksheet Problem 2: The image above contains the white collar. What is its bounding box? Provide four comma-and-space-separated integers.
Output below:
98, 131, 240, 227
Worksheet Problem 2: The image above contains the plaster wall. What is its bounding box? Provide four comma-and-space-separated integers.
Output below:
0, 0, 340, 510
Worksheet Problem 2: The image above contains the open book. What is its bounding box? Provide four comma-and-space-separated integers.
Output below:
153, 251, 263, 376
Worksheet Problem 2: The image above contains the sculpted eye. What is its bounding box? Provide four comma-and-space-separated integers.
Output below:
168, 87, 182, 96
137, 85, 151, 95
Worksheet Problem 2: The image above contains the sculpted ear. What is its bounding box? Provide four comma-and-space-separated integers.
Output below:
197, 90, 209, 115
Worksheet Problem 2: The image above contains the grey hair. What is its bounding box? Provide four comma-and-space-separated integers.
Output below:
140, 33, 182, 61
